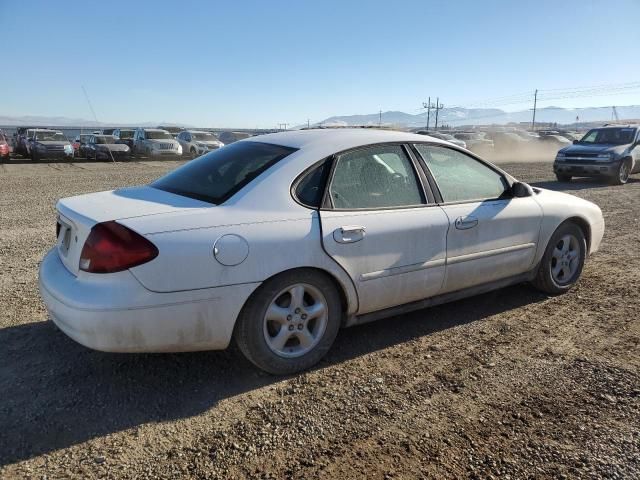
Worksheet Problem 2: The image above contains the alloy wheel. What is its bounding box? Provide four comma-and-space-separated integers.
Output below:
263, 283, 328, 358
550, 234, 580, 285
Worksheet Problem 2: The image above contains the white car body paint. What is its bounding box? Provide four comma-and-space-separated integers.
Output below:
39, 129, 605, 354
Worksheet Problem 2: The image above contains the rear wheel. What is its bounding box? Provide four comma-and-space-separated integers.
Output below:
532, 222, 586, 295
609, 159, 631, 185
555, 173, 572, 182
235, 269, 342, 375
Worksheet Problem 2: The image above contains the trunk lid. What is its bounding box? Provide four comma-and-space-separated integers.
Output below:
55, 186, 212, 276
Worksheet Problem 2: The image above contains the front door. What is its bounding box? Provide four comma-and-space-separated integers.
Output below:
319, 144, 450, 315
414, 144, 543, 293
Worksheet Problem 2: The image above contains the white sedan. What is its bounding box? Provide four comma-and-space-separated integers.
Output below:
39, 129, 604, 374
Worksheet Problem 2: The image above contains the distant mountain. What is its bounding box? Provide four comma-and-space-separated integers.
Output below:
318, 105, 640, 128
0, 115, 191, 128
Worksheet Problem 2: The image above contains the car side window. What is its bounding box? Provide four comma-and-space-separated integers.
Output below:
415, 144, 507, 203
295, 160, 330, 208
329, 145, 424, 209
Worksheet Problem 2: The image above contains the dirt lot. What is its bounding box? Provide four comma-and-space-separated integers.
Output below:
0, 158, 638, 479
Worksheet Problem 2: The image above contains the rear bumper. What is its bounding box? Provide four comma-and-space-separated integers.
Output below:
38, 249, 259, 352
554, 161, 617, 177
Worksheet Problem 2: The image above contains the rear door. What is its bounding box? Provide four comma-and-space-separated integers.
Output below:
318, 143, 450, 315
414, 144, 543, 293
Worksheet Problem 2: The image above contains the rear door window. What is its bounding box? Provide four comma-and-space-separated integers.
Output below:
328, 144, 424, 209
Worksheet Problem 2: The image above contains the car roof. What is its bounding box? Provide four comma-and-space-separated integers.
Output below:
240, 128, 447, 155
595, 124, 639, 129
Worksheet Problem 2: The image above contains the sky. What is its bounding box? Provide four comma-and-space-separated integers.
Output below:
1, 0, 640, 128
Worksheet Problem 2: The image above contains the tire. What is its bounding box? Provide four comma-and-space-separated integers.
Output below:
234, 269, 342, 375
190, 147, 197, 159
609, 159, 631, 185
532, 222, 587, 295
555, 173, 572, 182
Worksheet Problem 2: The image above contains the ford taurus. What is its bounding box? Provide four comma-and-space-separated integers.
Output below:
39, 129, 604, 374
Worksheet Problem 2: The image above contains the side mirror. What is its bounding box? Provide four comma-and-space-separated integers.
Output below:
572, 139, 579, 144
511, 181, 533, 198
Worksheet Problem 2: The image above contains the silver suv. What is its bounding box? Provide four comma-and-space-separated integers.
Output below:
132, 128, 182, 158
176, 130, 224, 158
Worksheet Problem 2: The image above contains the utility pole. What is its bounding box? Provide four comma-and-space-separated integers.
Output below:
379, 110, 382, 127
307, 119, 310, 128
531, 89, 538, 131
434, 98, 444, 130
423, 97, 433, 131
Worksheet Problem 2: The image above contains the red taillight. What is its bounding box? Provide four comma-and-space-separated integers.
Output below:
79, 221, 158, 273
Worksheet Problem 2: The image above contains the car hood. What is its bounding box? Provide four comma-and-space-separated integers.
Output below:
95, 143, 130, 151
559, 144, 627, 155
37, 140, 71, 146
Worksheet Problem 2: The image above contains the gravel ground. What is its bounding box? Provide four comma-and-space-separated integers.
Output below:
0, 158, 638, 479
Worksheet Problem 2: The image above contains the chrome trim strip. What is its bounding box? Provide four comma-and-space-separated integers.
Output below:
447, 242, 535, 265
360, 258, 446, 282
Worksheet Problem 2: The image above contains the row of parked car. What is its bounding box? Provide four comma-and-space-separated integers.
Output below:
5, 127, 255, 162
415, 128, 575, 157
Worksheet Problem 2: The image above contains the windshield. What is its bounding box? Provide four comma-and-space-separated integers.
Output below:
95, 136, 115, 144
146, 130, 174, 140
579, 128, 637, 145
192, 132, 217, 141
118, 130, 134, 139
152, 141, 297, 204
34, 132, 66, 141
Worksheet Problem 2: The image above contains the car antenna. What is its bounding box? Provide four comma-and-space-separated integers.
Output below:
81, 85, 116, 163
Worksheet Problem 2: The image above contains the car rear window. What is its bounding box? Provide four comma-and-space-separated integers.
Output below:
151, 141, 297, 204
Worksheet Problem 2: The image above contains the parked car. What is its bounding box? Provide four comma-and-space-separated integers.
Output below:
554, 125, 640, 184
84, 134, 131, 161
176, 130, 224, 158
539, 134, 572, 148
487, 131, 531, 151
13, 127, 36, 157
39, 129, 604, 375
0, 132, 11, 162
156, 126, 185, 139
73, 134, 93, 157
113, 128, 136, 150
28, 129, 74, 161
452, 132, 494, 154
217, 131, 251, 145
132, 128, 182, 157
416, 131, 466, 149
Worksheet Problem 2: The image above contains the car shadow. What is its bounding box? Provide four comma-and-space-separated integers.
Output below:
531, 177, 640, 191
0, 283, 547, 466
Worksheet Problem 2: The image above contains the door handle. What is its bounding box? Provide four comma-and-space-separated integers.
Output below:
333, 225, 366, 244
455, 216, 478, 230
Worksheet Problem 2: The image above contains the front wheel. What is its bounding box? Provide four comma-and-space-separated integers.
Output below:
532, 222, 586, 295
234, 269, 342, 375
609, 159, 631, 185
